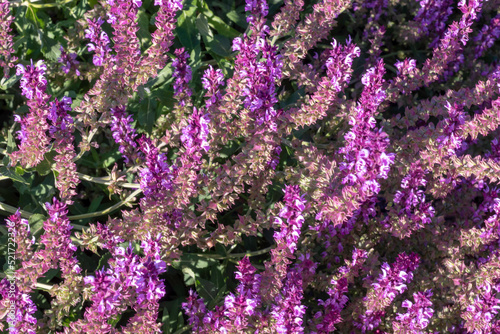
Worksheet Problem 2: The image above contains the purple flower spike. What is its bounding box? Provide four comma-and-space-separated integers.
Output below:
84, 17, 111, 66
110, 106, 141, 164
271, 270, 306, 334
181, 107, 210, 158
172, 47, 192, 106
58, 46, 80, 76
393, 289, 434, 333
16, 59, 47, 100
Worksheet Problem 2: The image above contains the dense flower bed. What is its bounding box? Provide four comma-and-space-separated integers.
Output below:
0, 0, 500, 332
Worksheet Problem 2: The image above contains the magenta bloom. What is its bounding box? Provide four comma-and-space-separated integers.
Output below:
393, 289, 434, 333
84, 17, 111, 66
16, 59, 47, 100
58, 46, 80, 76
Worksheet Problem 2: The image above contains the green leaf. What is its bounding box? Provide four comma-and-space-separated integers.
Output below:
206, 34, 232, 57
196, 14, 212, 39
136, 95, 158, 133
25, 5, 45, 29
176, 6, 200, 51
182, 266, 196, 286
137, 9, 152, 50
35, 158, 52, 176
162, 307, 171, 334
199, 3, 241, 38
97, 252, 112, 270
33, 290, 51, 309
38, 268, 60, 284
0, 166, 30, 186
226, 10, 245, 28
196, 278, 218, 307
88, 195, 104, 213
0, 75, 21, 91
29, 213, 46, 238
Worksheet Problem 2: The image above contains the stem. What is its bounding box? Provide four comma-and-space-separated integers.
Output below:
0, 202, 32, 218
67, 189, 142, 220
191, 245, 274, 260
78, 173, 140, 189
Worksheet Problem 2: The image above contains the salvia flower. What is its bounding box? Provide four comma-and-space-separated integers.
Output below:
414, 0, 454, 45
339, 59, 395, 197
437, 101, 466, 156
385, 163, 435, 238
313, 249, 368, 333
356, 252, 420, 332
110, 106, 141, 164
84, 17, 111, 66
0, 0, 17, 77
58, 46, 80, 76
393, 289, 434, 333
47, 97, 79, 203
271, 270, 306, 334
16, 59, 47, 100
181, 107, 210, 158
222, 257, 262, 332
262, 185, 306, 301
0, 280, 37, 334
463, 282, 500, 333
138, 136, 177, 202
182, 290, 208, 333
172, 47, 192, 106
202, 65, 225, 109
474, 14, 500, 58
41, 198, 81, 277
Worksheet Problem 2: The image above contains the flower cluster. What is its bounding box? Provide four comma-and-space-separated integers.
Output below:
172, 47, 192, 106
180, 107, 210, 159
138, 136, 177, 203
58, 46, 80, 76
393, 289, 434, 333
110, 106, 141, 164
6, 0, 500, 332
16, 60, 47, 100
462, 282, 500, 333
0, 280, 37, 334
356, 252, 420, 332
48, 97, 79, 204
10, 60, 51, 168
202, 65, 225, 109
384, 163, 435, 238
339, 59, 395, 196
0, 0, 17, 77
84, 17, 111, 66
